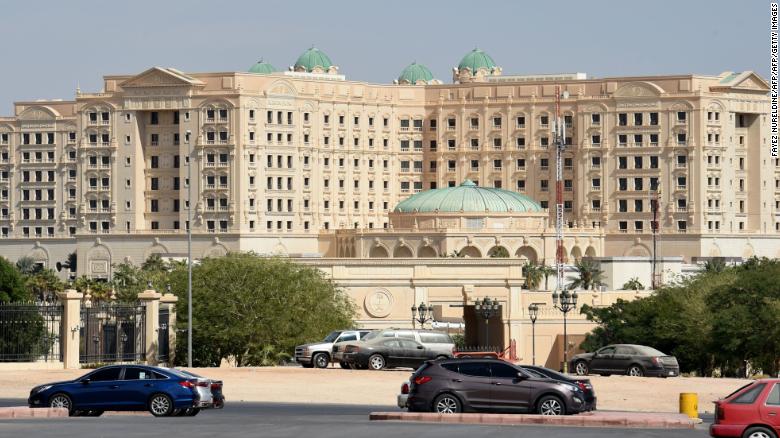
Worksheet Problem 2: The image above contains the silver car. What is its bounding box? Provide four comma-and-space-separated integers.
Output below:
172, 369, 222, 416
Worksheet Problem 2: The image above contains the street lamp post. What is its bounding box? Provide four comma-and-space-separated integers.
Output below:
185, 129, 193, 368
474, 297, 500, 349
528, 303, 544, 366
552, 288, 578, 373
410, 302, 433, 329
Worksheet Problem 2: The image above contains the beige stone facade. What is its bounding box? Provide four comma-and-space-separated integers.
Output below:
301, 258, 651, 368
0, 51, 776, 279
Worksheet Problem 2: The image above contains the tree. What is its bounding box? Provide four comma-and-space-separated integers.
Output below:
708, 258, 780, 376
579, 263, 739, 376
72, 276, 112, 301
522, 262, 543, 290
0, 257, 29, 302
539, 264, 556, 291
569, 259, 605, 291
141, 253, 169, 272
170, 253, 355, 367
488, 247, 510, 258
622, 277, 644, 291
703, 258, 727, 273
15, 256, 41, 275
26, 269, 64, 301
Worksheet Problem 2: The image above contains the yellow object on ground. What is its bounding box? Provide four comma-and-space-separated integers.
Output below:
679, 393, 699, 419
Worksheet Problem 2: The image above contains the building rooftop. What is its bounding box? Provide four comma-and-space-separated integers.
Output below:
393, 180, 543, 214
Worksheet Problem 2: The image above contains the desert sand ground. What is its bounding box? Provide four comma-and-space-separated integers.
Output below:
2, 365, 752, 413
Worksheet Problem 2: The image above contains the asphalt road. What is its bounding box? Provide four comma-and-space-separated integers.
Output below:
0, 399, 712, 438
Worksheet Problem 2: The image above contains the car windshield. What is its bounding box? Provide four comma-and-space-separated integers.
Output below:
526, 366, 570, 381
361, 331, 379, 341
323, 331, 341, 342
520, 368, 548, 379
176, 369, 203, 378
724, 382, 758, 400
633, 346, 666, 356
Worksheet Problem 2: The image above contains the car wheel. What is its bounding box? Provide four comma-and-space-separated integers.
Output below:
313, 352, 330, 369
432, 393, 462, 414
627, 365, 644, 377
368, 354, 386, 370
148, 393, 174, 417
743, 426, 777, 438
184, 408, 200, 417
48, 393, 73, 415
574, 361, 589, 376
537, 395, 565, 415
339, 361, 350, 369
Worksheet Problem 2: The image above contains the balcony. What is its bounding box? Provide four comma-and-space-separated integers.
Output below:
676, 185, 687, 191
446, 125, 456, 131
590, 164, 601, 170
590, 186, 600, 192
676, 162, 687, 169
676, 206, 688, 213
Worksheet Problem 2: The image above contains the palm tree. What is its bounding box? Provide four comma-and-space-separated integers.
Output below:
703, 258, 727, 273
16, 256, 41, 275
488, 246, 510, 258
622, 277, 644, 291
523, 262, 543, 290
539, 264, 557, 291
569, 259, 605, 291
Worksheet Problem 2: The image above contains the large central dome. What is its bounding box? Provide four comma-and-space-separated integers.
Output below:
394, 180, 542, 213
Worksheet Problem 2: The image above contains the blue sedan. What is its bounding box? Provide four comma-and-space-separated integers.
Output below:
28, 365, 202, 417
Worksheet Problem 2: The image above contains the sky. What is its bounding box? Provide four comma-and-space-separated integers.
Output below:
0, 0, 768, 113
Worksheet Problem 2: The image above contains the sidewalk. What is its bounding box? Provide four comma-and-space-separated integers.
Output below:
369, 410, 696, 429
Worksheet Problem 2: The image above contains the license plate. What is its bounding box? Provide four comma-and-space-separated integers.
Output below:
668, 371, 675, 376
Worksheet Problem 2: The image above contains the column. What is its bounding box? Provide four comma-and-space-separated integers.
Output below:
56, 289, 83, 369
138, 287, 161, 365
160, 293, 179, 365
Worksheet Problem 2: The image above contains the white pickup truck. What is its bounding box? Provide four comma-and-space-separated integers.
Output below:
294, 330, 371, 368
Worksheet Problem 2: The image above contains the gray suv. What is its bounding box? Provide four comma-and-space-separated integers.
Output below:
294, 330, 370, 368
405, 358, 589, 415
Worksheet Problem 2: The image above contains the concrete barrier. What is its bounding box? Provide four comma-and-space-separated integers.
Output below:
369, 411, 696, 429
0, 407, 69, 419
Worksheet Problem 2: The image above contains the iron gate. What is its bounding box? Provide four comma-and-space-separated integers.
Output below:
157, 307, 170, 364
0, 302, 63, 362
80, 303, 146, 364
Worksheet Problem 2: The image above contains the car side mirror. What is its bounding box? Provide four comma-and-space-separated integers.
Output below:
516, 372, 527, 380
80, 378, 91, 384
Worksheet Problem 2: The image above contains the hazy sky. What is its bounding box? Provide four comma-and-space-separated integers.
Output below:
0, 0, 767, 113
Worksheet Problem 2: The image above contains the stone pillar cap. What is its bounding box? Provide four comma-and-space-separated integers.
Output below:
56, 289, 83, 300
137, 290, 162, 300
160, 293, 179, 303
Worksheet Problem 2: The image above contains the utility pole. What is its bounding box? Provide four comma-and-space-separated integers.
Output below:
651, 180, 661, 289
553, 86, 567, 293
185, 129, 193, 368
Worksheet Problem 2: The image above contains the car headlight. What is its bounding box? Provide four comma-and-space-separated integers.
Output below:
33, 385, 52, 393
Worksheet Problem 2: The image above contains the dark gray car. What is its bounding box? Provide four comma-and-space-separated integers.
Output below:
569, 344, 679, 377
342, 337, 452, 370
405, 358, 589, 415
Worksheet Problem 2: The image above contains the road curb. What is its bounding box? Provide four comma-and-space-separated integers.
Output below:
0, 407, 69, 420
369, 411, 696, 429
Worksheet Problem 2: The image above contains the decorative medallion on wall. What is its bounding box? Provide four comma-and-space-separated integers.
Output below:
364, 289, 394, 318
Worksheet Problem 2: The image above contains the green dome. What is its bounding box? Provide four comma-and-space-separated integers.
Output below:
248, 59, 276, 74
294, 47, 333, 72
398, 62, 434, 84
458, 48, 497, 74
394, 180, 542, 213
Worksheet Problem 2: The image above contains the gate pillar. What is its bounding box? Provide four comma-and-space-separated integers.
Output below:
56, 289, 83, 369
160, 293, 178, 364
138, 287, 161, 365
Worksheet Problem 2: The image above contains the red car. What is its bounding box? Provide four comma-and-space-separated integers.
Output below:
710, 379, 780, 438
